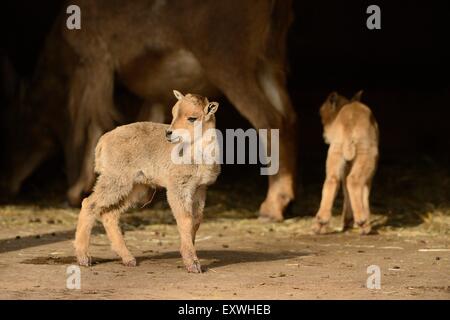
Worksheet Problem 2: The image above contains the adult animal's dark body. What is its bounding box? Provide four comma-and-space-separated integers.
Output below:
4, 0, 297, 221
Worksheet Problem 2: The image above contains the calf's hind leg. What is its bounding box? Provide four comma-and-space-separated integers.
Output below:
312, 150, 344, 234
100, 184, 151, 266
101, 205, 135, 266
347, 154, 376, 235
341, 163, 354, 231
74, 196, 98, 266
74, 175, 133, 266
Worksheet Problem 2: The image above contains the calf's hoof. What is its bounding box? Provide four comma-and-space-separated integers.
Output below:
77, 254, 91, 267
122, 257, 137, 267
312, 219, 329, 235
355, 220, 371, 235
186, 260, 202, 274
358, 224, 372, 235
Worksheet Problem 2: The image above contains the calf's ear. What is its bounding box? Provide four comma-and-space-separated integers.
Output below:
204, 102, 219, 120
328, 91, 338, 110
173, 90, 184, 100
351, 90, 363, 102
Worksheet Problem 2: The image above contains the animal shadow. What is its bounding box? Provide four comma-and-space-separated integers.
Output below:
137, 249, 310, 270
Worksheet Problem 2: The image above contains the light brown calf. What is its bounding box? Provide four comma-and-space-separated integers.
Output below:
74, 91, 220, 273
312, 91, 379, 235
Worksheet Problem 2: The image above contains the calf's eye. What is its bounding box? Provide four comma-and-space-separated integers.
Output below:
187, 117, 197, 123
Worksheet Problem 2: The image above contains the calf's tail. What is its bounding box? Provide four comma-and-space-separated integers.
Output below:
343, 140, 356, 161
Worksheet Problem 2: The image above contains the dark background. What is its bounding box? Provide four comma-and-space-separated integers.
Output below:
0, 0, 449, 203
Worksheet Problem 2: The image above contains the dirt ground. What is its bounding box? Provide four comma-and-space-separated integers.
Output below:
0, 159, 449, 300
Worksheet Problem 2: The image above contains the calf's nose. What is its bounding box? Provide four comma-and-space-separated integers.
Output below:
165, 130, 172, 138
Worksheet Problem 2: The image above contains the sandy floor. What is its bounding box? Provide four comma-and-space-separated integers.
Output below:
0, 212, 448, 299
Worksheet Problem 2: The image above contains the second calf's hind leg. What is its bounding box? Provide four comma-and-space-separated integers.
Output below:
362, 181, 372, 223
312, 151, 344, 234
347, 154, 375, 235
361, 177, 374, 234
341, 164, 354, 231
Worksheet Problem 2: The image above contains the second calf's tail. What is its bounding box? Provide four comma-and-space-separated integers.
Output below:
343, 140, 356, 161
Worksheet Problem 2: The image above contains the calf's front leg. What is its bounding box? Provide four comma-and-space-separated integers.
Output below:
167, 187, 201, 273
